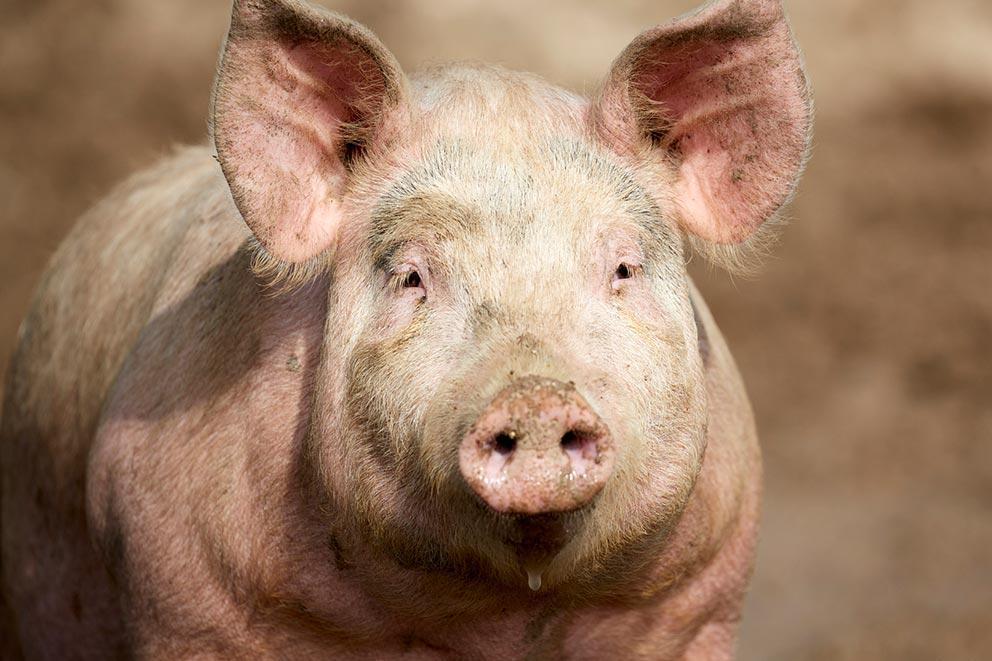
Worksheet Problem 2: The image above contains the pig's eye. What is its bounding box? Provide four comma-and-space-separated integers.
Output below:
612, 262, 639, 290
390, 261, 427, 300
612, 262, 640, 291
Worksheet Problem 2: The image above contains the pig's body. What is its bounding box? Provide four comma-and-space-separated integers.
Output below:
3, 140, 757, 661
3, 0, 809, 657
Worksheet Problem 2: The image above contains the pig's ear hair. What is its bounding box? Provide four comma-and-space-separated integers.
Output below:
592, 0, 812, 271
212, 0, 407, 273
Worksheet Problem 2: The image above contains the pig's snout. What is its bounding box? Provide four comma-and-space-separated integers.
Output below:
459, 376, 614, 515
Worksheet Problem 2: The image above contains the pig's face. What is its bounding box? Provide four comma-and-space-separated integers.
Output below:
212, 0, 810, 596
320, 81, 708, 590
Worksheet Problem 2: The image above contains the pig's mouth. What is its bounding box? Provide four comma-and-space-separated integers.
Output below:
469, 496, 593, 592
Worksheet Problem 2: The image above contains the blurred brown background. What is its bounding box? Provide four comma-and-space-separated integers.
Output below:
1, 0, 990, 658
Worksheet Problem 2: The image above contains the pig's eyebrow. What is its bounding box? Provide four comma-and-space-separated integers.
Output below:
545, 137, 678, 256
366, 187, 480, 269
609, 171, 681, 262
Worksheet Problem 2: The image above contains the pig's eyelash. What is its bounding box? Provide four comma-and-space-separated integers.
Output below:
388, 268, 426, 293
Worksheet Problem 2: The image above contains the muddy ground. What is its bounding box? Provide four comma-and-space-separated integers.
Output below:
1, 0, 990, 658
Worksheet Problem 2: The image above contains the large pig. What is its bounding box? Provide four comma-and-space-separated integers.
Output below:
0, 0, 810, 657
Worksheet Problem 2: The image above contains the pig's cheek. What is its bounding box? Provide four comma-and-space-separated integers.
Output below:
370, 295, 422, 339
617, 294, 655, 329
611, 290, 699, 416
612, 287, 683, 351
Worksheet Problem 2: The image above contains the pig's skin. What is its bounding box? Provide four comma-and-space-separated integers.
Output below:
0, 0, 807, 655
2, 144, 757, 659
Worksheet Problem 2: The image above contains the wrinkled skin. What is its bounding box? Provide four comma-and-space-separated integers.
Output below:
1, 0, 810, 658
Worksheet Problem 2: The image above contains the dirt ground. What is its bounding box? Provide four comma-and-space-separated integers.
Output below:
1, 0, 990, 658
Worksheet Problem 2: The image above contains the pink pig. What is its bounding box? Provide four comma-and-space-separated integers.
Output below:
1, 0, 810, 658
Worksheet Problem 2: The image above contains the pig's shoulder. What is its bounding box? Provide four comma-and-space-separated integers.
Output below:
4, 144, 237, 443
85, 148, 328, 605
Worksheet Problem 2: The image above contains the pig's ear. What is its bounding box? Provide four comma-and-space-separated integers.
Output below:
592, 0, 811, 247
212, 0, 407, 263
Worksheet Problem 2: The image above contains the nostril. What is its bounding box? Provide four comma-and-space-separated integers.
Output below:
492, 432, 517, 455
560, 430, 583, 451
559, 429, 601, 469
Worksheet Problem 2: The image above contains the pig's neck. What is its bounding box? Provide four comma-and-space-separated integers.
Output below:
247, 420, 758, 658
249, 459, 758, 659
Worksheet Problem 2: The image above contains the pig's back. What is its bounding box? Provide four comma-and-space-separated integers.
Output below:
0, 145, 243, 658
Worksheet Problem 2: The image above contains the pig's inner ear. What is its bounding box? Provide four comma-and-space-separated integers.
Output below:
593, 0, 811, 245
212, 0, 407, 264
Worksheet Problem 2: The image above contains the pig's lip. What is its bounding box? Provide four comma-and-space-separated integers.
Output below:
502, 512, 574, 550
486, 507, 587, 569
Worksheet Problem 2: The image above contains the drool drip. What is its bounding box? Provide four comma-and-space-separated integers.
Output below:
526, 567, 543, 592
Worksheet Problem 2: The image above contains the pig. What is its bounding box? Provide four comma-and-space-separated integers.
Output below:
0, 0, 811, 658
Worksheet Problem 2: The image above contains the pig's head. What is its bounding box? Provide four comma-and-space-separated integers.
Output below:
212, 0, 810, 597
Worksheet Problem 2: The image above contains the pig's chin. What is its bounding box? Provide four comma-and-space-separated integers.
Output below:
459, 495, 677, 598
354, 464, 607, 596
339, 455, 686, 600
